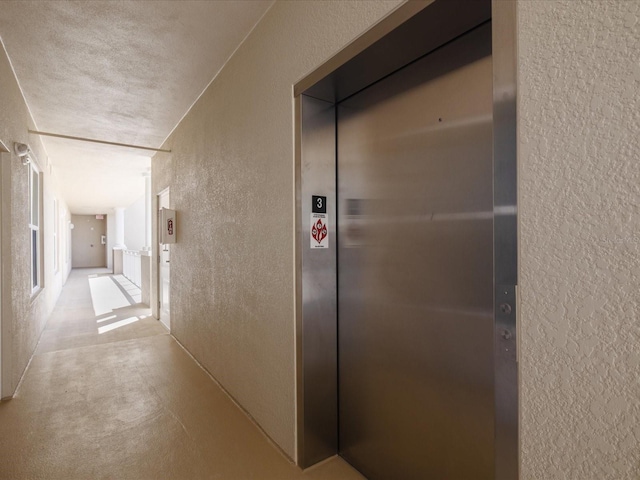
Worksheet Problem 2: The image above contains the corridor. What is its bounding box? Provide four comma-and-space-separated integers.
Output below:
0, 269, 362, 480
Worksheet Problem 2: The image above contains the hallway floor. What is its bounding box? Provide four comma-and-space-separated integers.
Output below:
0, 269, 363, 480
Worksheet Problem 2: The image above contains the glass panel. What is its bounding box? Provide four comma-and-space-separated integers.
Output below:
53, 199, 59, 271
31, 169, 39, 226
32, 229, 38, 289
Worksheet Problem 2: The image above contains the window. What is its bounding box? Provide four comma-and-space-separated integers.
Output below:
28, 162, 41, 292
66, 211, 71, 264
62, 208, 69, 267
53, 198, 59, 273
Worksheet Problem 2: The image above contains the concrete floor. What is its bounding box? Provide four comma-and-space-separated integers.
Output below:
0, 269, 364, 480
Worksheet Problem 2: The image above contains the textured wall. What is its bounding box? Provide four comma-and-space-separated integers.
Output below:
518, 1, 640, 478
0, 40, 70, 396
151, 0, 402, 459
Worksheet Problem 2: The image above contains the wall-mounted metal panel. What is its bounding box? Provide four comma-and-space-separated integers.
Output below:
492, 1, 519, 478
337, 23, 495, 479
296, 95, 337, 467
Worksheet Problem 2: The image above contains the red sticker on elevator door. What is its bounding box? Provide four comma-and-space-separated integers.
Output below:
310, 213, 329, 249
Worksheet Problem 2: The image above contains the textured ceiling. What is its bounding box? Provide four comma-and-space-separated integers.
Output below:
0, 0, 273, 214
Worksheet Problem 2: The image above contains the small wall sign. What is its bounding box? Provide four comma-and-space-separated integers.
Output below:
160, 208, 177, 245
310, 195, 328, 249
312, 195, 327, 214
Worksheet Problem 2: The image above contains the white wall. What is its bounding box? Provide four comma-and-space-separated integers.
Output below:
60, 205, 71, 280
518, 1, 640, 478
124, 194, 145, 251
106, 212, 115, 270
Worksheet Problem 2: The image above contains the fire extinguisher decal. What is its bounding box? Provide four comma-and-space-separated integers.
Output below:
160, 208, 176, 244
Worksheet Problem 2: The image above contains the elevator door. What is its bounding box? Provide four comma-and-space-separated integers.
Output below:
338, 23, 494, 479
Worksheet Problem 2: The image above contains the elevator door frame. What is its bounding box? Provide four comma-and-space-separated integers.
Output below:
294, 1, 518, 478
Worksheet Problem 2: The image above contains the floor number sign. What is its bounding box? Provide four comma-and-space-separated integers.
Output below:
311, 195, 328, 249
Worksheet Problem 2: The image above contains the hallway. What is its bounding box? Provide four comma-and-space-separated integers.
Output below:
0, 269, 362, 480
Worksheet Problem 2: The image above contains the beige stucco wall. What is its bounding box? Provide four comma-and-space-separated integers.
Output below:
0, 40, 71, 397
518, 1, 640, 478
151, 0, 403, 459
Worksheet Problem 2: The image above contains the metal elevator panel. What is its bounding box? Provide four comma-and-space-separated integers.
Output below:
337, 23, 494, 480
298, 95, 338, 466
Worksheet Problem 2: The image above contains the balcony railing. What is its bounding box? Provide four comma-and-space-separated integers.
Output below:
123, 250, 143, 287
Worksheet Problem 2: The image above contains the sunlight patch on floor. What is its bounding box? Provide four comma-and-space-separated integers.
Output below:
98, 316, 139, 334
97, 314, 151, 334
96, 314, 117, 324
89, 276, 131, 316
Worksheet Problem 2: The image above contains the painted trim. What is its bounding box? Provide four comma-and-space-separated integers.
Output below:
28, 129, 171, 153
0, 146, 12, 399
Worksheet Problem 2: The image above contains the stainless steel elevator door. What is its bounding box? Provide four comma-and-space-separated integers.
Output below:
337, 23, 494, 480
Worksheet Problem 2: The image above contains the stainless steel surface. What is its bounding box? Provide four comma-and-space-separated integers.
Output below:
296, 95, 338, 467
493, 0, 519, 478
294, 94, 303, 464
495, 284, 517, 479
296, 0, 518, 475
337, 23, 495, 480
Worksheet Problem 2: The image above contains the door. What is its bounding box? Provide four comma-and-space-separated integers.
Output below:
71, 215, 106, 268
158, 189, 170, 330
337, 24, 494, 479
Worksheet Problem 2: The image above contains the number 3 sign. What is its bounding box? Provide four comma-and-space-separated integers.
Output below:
311, 195, 328, 249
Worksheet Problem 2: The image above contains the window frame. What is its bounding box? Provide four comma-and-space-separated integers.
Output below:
28, 160, 42, 295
